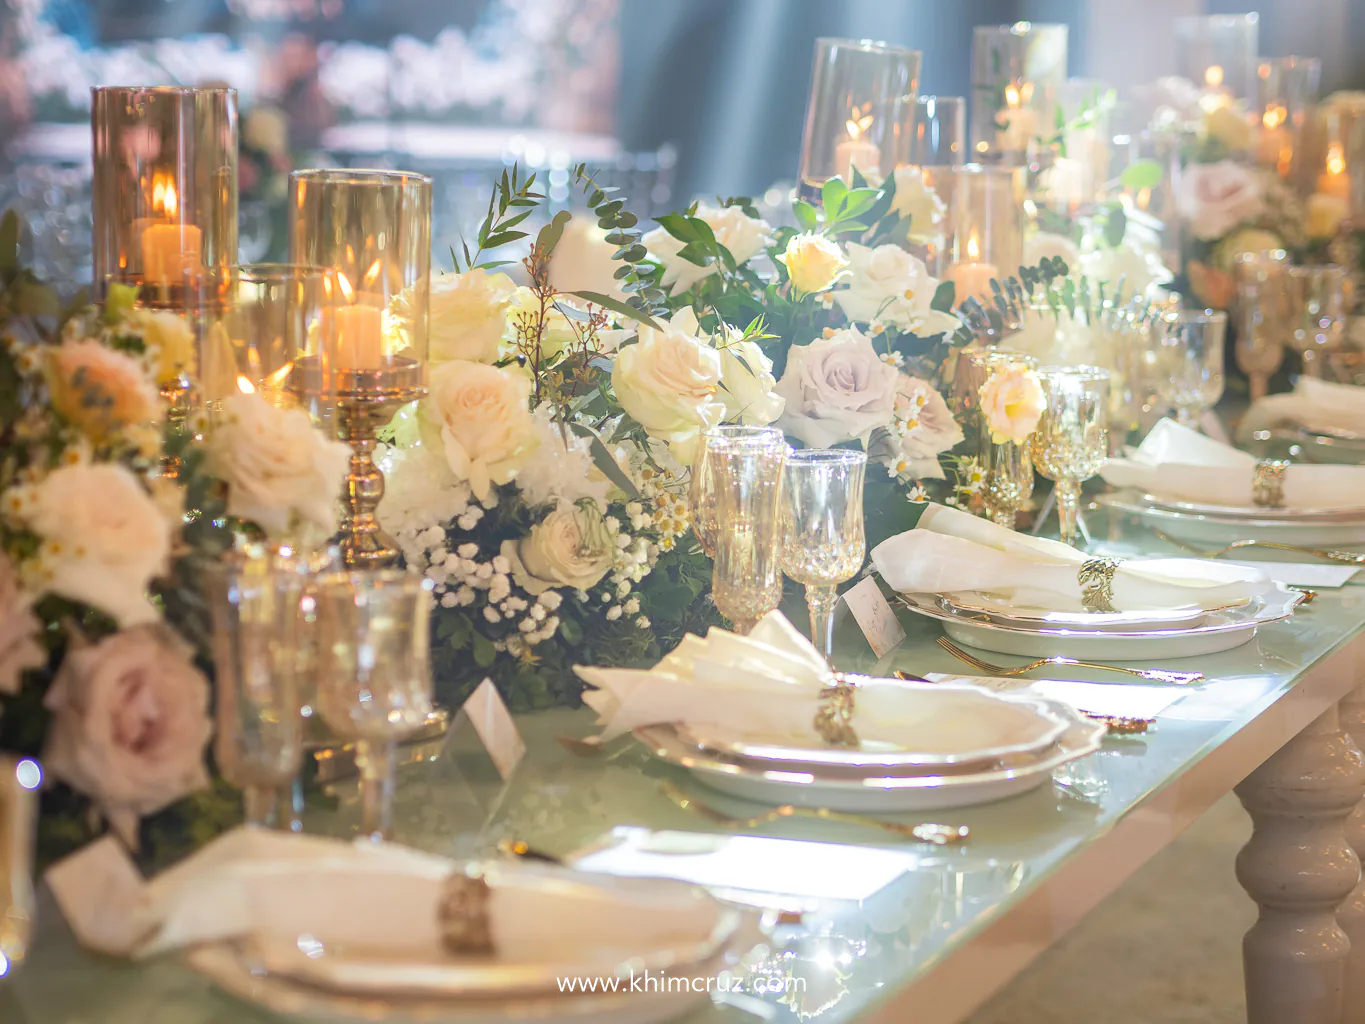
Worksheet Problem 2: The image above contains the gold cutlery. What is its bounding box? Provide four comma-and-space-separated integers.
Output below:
659, 780, 969, 845
1151, 530, 1365, 565
892, 670, 1153, 733
935, 635, 1203, 685
497, 838, 565, 865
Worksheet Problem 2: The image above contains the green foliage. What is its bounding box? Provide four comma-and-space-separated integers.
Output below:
1121, 159, 1165, 191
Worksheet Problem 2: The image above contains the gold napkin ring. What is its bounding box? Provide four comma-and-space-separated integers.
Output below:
1253, 459, 1290, 507
814, 675, 859, 748
438, 871, 495, 954
1078, 557, 1123, 613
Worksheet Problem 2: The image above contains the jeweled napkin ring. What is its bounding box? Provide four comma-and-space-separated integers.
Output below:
438, 871, 494, 954
815, 675, 859, 748
1253, 459, 1290, 508
1078, 557, 1123, 613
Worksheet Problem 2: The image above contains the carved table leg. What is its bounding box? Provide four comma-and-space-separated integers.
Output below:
1236, 707, 1365, 1024
1339, 684, 1365, 1022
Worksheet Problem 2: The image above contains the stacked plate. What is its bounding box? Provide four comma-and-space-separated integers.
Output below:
186, 859, 750, 1024
636, 679, 1104, 812
1099, 490, 1365, 547
897, 586, 1303, 660
1252, 424, 1365, 466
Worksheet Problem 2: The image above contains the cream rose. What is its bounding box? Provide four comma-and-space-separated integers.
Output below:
549, 214, 628, 300
19, 463, 169, 627
46, 341, 162, 442
1024, 232, 1081, 271
891, 167, 947, 243
126, 308, 196, 384
774, 327, 900, 447
612, 312, 725, 464
0, 551, 44, 695
667, 307, 783, 427
1203, 99, 1255, 152
1177, 161, 1263, 241
1212, 227, 1285, 271
893, 374, 964, 476
1307, 192, 1350, 241
835, 243, 961, 336
776, 233, 848, 296
980, 367, 1047, 444
417, 269, 517, 364
207, 391, 351, 537
501, 504, 613, 595
643, 203, 771, 296
42, 625, 211, 845
506, 286, 582, 362
427, 360, 539, 501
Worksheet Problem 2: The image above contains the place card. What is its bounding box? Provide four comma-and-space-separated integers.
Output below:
1225, 561, 1360, 588
451, 678, 525, 780
842, 575, 906, 658
45, 836, 148, 956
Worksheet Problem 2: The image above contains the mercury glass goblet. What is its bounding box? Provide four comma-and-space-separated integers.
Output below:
1030, 367, 1110, 547
780, 449, 867, 660
975, 350, 1038, 529
1234, 250, 1290, 401
1153, 309, 1226, 429
1287, 264, 1347, 377
208, 562, 308, 827
690, 425, 784, 558
709, 431, 787, 634
314, 571, 435, 841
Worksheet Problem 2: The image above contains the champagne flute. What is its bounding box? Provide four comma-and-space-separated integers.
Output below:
1030, 367, 1110, 547
1234, 250, 1289, 401
314, 571, 434, 841
780, 449, 867, 660
1153, 308, 1226, 429
208, 561, 307, 827
690, 425, 784, 558
709, 431, 787, 634
1287, 264, 1347, 377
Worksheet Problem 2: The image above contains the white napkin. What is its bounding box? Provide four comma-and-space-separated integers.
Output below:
1101, 417, 1365, 508
871, 502, 1273, 612
1240, 377, 1365, 438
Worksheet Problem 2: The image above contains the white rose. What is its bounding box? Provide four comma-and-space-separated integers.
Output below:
207, 392, 352, 538
612, 311, 725, 464
890, 167, 947, 243
834, 243, 961, 337
642, 202, 771, 296
549, 214, 627, 300
20, 463, 169, 627
893, 374, 964, 476
418, 269, 517, 364
1177, 161, 1263, 241
774, 326, 901, 447
1079, 231, 1174, 298
1024, 231, 1081, 271
501, 504, 613, 595
427, 360, 539, 501
668, 307, 784, 426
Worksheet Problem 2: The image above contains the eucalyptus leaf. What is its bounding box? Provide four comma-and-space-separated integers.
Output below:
568, 421, 639, 498
570, 291, 662, 331
535, 210, 573, 255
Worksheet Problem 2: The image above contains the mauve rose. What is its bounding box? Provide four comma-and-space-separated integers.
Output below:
1177, 162, 1264, 241
42, 625, 212, 845
774, 327, 900, 447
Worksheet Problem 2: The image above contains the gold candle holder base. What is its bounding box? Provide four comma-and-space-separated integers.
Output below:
290, 354, 426, 570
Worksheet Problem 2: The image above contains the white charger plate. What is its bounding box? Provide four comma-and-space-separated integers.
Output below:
1099, 491, 1365, 547
1135, 493, 1365, 522
636, 704, 1105, 813
678, 678, 1069, 771
897, 586, 1303, 661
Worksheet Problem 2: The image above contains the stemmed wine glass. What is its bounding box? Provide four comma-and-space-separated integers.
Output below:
1030, 367, 1110, 547
1234, 250, 1289, 401
689, 425, 784, 558
780, 449, 867, 660
704, 429, 787, 634
314, 570, 435, 841
1153, 308, 1226, 429
1287, 264, 1347, 377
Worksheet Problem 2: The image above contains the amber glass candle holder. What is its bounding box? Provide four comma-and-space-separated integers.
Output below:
796, 38, 922, 200
288, 169, 432, 569
1255, 56, 1321, 177
969, 22, 1068, 164
946, 164, 1025, 308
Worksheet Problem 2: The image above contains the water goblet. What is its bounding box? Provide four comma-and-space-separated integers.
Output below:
708, 431, 787, 634
690, 425, 784, 558
1287, 264, 1347, 377
208, 561, 308, 827
1234, 250, 1290, 401
1030, 367, 1110, 547
314, 571, 435, 841
1153, 308, 1226, 429
780, 449, 867, 660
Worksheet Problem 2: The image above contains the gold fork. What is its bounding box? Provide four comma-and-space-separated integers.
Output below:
659, 780, 969, 845
935, 635, 1203, 685
891, 670, 1153, 733
1151, 529, 1365, 565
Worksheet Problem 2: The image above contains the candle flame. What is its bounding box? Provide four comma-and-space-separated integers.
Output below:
362, 259, 382, 289
336, 271, 356, 302
967, 235, 981, 261
845, 103, 874, 141
236, 375, 256, 395
1263, 105, 1286, 129
1328, 143, 1346, 176
264, 362, 294, 389
1004, 84, 1021, 108
1205, 64, 1224, 88
151, 173, 179, 218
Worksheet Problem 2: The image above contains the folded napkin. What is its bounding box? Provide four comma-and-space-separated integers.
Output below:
1240, 377, 1365, 439
871, 502, 1272, 612
1101, 418, 1365, 509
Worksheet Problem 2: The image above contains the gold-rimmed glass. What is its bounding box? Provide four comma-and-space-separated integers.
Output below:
972, 349, 1038, 530
689, 425, 784, 559
1030, 366, 1109, 547
1234, 250, 1290, 402
1287, 264, 1347, 377
780, 449, 867, 661
1153, 308, 1227, 429
208, 560, 308, 828
314, 571, 434, 841
708, 432, 787, 634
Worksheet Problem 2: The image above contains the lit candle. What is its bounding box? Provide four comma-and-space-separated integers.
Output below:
138, 176, 202, 287
1204, 64, 1225, 91
994, 82, 1037, 154
325, 273, 385, 370
1255, 107, 1292, 172
835, 105, 880, 182
946, 236, 1000, 306
1318, 143, 1351, 200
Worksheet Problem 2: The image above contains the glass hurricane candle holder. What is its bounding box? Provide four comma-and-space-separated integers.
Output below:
1174, 14, 1259, 101
1154, 308, 1227, 429
690, 425, 784, 559
969, 22, 1069, 163
796, 38, 922, 199
780, 449, 867, 661
913, 95, 966, 166
91, 86, 238, 304
1255, 56, 1321, 176
709, 431, 787, 634
288, 169, 432, 568
1234, 250, 1290, 401
314, 571, 434, 842
1287, 265, 1347, 377
946, 164, 1025, 307
1030, 366, 1109, 547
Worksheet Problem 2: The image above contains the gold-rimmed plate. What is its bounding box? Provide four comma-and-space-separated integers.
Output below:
937, 592, 1222, 631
